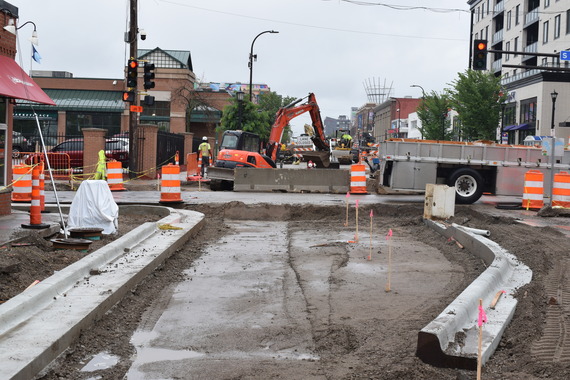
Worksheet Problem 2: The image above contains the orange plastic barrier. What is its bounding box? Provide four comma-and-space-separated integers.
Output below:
349, 164, 367, 194
21, 164, 49, 229
186, 153, 199, 180
12, 164, 32, 202
552, 171, 570, 208
160, 164, 183, 203
107, 161, 126, 191
522, 170, 544, 210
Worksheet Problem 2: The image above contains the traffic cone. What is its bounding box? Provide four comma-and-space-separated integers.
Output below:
21, 165, 50, 229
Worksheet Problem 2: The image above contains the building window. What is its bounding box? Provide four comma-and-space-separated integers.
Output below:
555, 15, 561, 39
475, 32, 479, 40
476, 7, 480, 23
65, 112, 122, 136
545, 0, 550, 8
482, 3, 485, 18
520, 97, 537, 128
514, 37, 519, 56
485, 26, 489, 40
486, 0, 490, 15
542, 57, 548, 66
567, 10, 570, 34
543, 21, 549, 43
507, 10, 512, 30
505, 41, 510, 61
515, 5, 520, 25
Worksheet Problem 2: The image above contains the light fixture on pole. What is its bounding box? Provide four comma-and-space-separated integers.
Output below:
248, 30, 279, 102
410, 84, 426, 98
4, 20, 39, 45
548, 90, 558, 207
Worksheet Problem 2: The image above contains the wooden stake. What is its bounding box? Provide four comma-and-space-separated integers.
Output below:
477, 298, 486, 380
385, 229, 393, 292
368, 209, 373, 260
354, 199, 359, 242
344, 192, 350, 227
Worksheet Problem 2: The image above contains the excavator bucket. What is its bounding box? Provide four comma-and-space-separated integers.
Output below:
300, 151, 331, 168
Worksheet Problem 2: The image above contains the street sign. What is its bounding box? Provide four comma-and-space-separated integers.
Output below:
560, 51, 570, 61
130, 105, 143, 113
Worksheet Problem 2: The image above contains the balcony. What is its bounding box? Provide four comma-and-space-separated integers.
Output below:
494, 1, 504, 14
492, 59, 502, 73
492, 29, 504, 44
524, 9, 539, 28
522, 41, 538, 61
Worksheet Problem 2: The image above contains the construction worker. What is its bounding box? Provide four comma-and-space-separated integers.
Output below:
198, 136, 213, 177
341, 133, 353, 148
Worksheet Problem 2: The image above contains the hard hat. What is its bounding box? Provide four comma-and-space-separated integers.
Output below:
202, 136, 207, 141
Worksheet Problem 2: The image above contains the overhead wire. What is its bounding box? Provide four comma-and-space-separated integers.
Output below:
157, 0, 467, 41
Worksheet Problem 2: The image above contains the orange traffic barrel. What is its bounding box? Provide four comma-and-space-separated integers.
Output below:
107, 161, 126, 191
349, 164, 367, 194
160, 163, 183, 204
12, 164, 32, 202
21, 165, 49, 229
522, 169, 544, 210
552, 171, 570, 208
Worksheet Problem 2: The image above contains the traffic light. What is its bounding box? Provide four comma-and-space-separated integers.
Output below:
122, 91, 136, 103
143, 62, 155, 90
472, 39, 488, 70
127, 59, 138, 88
144, 95, 155, 106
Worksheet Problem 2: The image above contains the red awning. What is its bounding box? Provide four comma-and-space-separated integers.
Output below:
0, 56, 55, 106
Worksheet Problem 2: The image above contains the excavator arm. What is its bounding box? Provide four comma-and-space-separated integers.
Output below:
265, 93, 330, 166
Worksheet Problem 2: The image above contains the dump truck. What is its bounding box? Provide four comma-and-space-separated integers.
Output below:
379, 138, 570, 204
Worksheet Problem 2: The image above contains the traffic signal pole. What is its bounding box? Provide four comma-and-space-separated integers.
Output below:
128, 0, 139, 178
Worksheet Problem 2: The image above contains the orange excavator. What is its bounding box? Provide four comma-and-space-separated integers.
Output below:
208, 93, 332, 190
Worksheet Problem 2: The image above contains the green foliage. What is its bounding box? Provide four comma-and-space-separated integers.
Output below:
257, 92, 297, 143
219, 97, 271, 140
448, 70, 506, 141
416, 91, 453, 140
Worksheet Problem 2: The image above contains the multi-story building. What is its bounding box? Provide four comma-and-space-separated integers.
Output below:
323, 115, 351, 138
372, 97, 421, 140
469, 0, 570, 144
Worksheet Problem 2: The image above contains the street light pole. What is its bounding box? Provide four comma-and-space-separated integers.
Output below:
390, 97, 401, 138
236, 91, 244, 129
549, 90, 558, 207
410, 84, 426, 98
248, 30, 278, 102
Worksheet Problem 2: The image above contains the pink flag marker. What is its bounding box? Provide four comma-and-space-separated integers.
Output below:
346, 192, 350, 198
355, 199, 359, 208
386, 228, 393, 240
478, 304, 487, 327
370, 209, 373, 217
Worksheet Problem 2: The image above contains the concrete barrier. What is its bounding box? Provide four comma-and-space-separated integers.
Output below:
417, 220, 532, 370
233, 167, 350, 193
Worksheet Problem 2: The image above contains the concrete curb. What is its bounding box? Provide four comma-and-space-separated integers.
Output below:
417, 219, 532, 370
0, 206, 204, 380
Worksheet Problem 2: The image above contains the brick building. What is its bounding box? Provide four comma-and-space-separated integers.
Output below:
372, 97, 421, 140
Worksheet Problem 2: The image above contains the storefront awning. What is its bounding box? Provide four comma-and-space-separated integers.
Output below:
503, 125, 517, 131
0, 56, 55, 105
504, 123, 532, 131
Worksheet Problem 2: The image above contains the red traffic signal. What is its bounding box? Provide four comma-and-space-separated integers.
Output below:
127, 59, 138, 88
472, 39, 488, 70
122, 91, 135, 103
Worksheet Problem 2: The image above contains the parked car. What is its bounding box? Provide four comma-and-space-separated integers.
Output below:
12, 131, 32, 158
48, 138, 129, 170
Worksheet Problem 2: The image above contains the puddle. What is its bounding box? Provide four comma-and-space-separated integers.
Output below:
80, 351, 119, 372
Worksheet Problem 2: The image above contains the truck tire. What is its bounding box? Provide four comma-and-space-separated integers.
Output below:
447, 168, 484, 204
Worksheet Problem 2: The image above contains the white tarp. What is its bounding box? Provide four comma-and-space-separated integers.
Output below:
67, 180, 119, 234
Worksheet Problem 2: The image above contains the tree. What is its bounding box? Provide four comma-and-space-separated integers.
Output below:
218, 97, 271, 140
416, 91, 453, 140
448, 70, 506, 141
257, 92, 297, 143
172, 79, 220, 132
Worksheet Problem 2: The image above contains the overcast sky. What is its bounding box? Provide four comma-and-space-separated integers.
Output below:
11, 0, 471, 136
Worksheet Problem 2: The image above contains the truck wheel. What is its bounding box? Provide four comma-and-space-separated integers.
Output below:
447, 168, 483, 204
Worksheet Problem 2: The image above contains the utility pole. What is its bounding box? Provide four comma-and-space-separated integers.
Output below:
128, 0, 139, 178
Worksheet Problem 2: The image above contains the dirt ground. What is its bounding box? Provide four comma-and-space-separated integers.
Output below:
1, 194, 570, 379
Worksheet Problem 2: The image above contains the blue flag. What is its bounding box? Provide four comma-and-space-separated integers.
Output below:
32, 45, 41, 64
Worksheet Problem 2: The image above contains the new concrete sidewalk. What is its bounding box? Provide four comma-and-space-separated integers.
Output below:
0, 206, 204, 380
